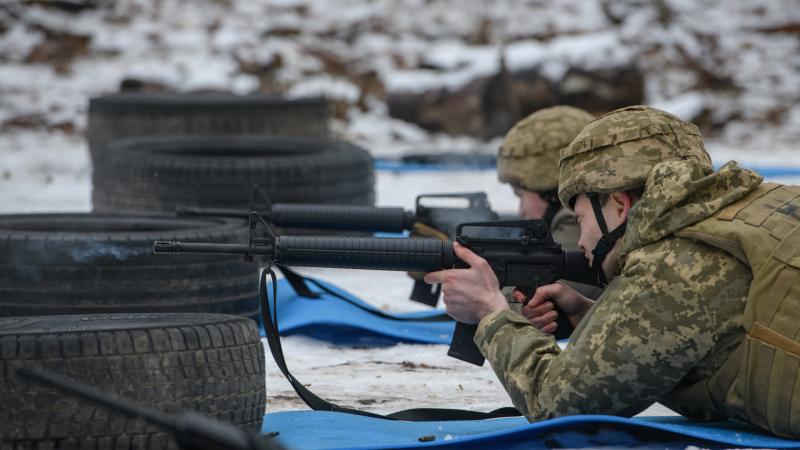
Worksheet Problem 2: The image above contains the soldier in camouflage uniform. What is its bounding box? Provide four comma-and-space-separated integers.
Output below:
497, 105, 593, 250
425, 105, 800, 439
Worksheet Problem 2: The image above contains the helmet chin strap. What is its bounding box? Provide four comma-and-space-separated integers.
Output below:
588, 193, 627, 287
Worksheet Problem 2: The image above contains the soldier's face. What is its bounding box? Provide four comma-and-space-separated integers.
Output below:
513, 187, 549, 220
574, 194, 604, 266
573, 193, 630, 270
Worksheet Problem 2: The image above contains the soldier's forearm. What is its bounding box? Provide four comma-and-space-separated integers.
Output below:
475, 310, 561, 419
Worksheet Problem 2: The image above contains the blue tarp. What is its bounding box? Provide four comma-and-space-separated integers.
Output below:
263, 410, 800, 450
373, 159, 800, 178
263, 277, 454, 346
374, 159, 495, 172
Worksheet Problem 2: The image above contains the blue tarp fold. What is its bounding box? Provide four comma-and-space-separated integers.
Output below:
262, 277, 454, 346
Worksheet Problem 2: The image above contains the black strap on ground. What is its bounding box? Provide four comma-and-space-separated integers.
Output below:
259, 268, 521, 421
275, 265, 451, 323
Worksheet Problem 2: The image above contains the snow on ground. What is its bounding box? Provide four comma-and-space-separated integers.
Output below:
0, 130, 92, 212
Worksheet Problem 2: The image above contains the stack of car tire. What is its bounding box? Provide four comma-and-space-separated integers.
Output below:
89, 93, 375, 213
1, 93, 375, 449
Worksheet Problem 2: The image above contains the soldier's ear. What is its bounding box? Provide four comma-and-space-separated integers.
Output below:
608, 191, 633, 222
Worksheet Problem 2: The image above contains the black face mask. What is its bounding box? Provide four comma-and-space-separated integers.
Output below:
587, 193, 626, 287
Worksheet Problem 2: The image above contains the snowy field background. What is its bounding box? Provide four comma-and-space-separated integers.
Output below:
1, 0, 800, 426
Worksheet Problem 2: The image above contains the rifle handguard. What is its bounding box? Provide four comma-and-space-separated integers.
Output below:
277, 236, 453, 271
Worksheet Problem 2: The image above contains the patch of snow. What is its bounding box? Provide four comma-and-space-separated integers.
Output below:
387, 31, 634, 92
539, 31, 633, 81
0, 130, 91, 213
287, 75, 361, 102
231, 74, 261, 94
0, 22, 44, 61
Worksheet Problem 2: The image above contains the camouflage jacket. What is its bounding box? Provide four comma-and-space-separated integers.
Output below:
476, 160, 761, 420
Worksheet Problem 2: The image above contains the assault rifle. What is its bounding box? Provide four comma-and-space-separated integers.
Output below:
176, 188, 500, 306
16, 366, 283, 450
154, 213, 595, 366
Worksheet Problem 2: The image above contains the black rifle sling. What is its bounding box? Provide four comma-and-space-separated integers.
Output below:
259, 268, 521, 421
275, 265, 451, 323
276, 264, 322, 298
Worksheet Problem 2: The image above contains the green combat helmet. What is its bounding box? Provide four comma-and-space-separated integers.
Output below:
558, 105, 713, 209
556, 105, 713, 285
498, 106, 594, 192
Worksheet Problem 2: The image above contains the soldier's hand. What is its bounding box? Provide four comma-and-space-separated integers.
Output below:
518, 283, 593, 334
424, 242, 508, 324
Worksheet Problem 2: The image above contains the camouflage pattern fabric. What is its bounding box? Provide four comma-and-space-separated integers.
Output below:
558, 105, 713, 208
665, 162, 800, 439
477, 241, 750, 420
498, 106, 593, 192
476, 158, 759, 421
620, 159, 764, 260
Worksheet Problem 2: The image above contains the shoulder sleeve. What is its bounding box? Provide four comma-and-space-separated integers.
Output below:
476, 237, 750, 420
